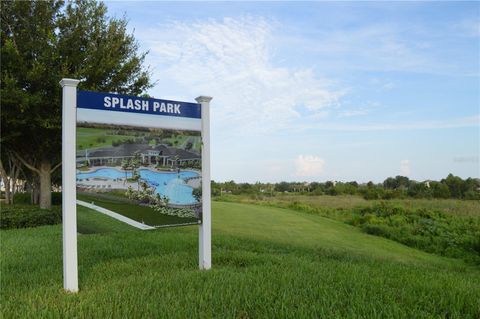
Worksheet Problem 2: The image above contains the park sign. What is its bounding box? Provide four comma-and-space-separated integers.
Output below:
77, 91, 202, 129
60, 79, 212, 292
76, 90, 204, 223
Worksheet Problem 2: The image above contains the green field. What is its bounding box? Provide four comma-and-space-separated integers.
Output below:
164, 135, 201, 152
1, 201, 479, 318
77, 127, 133, 150
76, 127, 202, 152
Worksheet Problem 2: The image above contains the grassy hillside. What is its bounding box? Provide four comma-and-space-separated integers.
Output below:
218, 195, 480, 263
1, 202, 479, 318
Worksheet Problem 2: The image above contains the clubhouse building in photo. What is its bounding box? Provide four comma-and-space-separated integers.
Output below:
76, 143, 200, 167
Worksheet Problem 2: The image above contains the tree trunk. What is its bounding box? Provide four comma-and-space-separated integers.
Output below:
38, 160, 52, 209
10, 166, 20, 204
4, 178, 11, 204
0, 161, 12, 204
11, 179, 16, 204
32, 184, 39, 205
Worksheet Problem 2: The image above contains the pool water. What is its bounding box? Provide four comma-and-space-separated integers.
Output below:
77, 168, 200, 205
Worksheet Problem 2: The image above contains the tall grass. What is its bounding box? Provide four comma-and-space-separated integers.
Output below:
218, 194, 480, 217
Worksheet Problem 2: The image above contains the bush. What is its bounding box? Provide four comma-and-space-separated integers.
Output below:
52, 192, 62, 205
362, 224, 390, 237
361, 188, 383, 200
0, 206, 62, 229
351, 204, 480, 264
12, 192, 62, 205
12, 192, 31, 204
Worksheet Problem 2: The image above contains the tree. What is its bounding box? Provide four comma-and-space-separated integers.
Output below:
431, 181, 451, 199
275, 181, 291, 193
442, 174, 465, 198
0, 151, 23, 204
394, 176, 410, 189
121, 159, 130, 181
1, 0, 152, 209
383, 177, 397, 189
407, 182, 431, 198
463, 178, 480, 200
192, 186, 202, 202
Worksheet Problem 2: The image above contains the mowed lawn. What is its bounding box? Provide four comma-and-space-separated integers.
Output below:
1, 202, 479, 318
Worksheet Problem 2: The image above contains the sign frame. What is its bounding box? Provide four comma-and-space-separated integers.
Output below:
60, 78, 212, 292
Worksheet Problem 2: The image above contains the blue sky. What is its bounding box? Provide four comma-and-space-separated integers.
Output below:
105, 1, 479, 183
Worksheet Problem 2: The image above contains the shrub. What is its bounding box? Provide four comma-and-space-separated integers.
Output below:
12, 192, 62, 205
52, 192, 62, 205
12, 192, 31, 204
361, 188, 382, 200
351, 204, 480, 264
362, 224, 390, 237
0, 206, 62, 229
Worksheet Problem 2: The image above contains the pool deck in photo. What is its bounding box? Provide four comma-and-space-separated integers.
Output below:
77, 178, 138, 191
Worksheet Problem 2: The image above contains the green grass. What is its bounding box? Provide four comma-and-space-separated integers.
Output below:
218, 195, 480, 264
78, 192, 198, 226
164, 134, 188, 146
1, 202, 479, 318
213, 202, 473, 268
164, 135, 201, 152
77, 127, 202, 153
77, 205, 135, 234
76, 127, 133, 150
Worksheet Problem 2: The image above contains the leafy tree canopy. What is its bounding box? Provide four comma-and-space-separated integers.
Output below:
1, 0, 152, 208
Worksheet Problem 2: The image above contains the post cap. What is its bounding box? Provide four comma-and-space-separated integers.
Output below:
59, 78, 80, 87
195, 96, 213, 103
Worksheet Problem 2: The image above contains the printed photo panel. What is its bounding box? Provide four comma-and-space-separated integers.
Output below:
76, 91, 202, 228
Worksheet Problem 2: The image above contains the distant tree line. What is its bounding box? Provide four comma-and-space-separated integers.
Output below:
212, 174, 480, 200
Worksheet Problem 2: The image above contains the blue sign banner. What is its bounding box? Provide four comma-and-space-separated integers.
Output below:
77, 90, 201, 119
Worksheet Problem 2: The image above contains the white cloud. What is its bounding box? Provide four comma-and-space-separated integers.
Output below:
400, 159, 410, 176
295, 155, 326, 177
139, 17, 344, 134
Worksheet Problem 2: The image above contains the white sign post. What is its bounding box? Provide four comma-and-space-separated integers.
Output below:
196, 96, 212, 270
60, 78, 80, 292
60, 78, 212, 292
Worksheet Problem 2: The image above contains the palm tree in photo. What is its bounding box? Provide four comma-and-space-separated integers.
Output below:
173, 155, 180, 173
155, 193, 162, 206
132, 170, 141, 191
121, 159, 129, 183
163, 195, 170, 207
